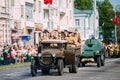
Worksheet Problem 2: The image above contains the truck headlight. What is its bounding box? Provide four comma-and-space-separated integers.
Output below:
96, 51, 99, 54
52, 53, 56, 57
38, 53, 42, 57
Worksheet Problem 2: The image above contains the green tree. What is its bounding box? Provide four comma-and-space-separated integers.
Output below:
97, 0, 114, 43
74, 0, 93, 10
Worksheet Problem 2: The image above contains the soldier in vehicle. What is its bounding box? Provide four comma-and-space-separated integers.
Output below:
66, 32, 74, 44
114, 42, 119, 56
65, 32, 77, 53
107, 42, 114, 57
40, 30, 49, 41
54, 30, 59, 39
74, 29, 81, 44
66, 31, 81, 48
58, 32, 62, 40
49, 31, 55, 40
63, 30, 69, 40
72, 29, 81, 49
102, 43, 109, 57
49, 30, 60, 40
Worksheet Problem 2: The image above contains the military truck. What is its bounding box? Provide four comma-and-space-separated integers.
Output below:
79, 38, 105, 67
30, 40, 81, 76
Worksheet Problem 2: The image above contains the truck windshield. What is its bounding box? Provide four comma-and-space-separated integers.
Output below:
42, 43, 62, 50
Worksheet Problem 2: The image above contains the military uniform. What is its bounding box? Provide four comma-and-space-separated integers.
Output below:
114, 43, 119, 56
40, 35, 49, 41
107, 43, 114, 56
74, 33, 81, 43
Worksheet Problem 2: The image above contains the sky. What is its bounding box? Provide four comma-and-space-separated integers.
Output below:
109, 0, 120, 10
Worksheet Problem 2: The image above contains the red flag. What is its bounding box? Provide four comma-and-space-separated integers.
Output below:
44, 0, 49, 5
113, 18, 119, 25
49, 0, 52, 5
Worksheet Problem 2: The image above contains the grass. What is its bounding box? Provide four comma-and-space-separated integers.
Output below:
0, 62, 31, 69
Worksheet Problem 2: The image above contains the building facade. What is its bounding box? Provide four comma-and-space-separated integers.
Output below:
74, 8, 99, 40
0, 0, 74, 45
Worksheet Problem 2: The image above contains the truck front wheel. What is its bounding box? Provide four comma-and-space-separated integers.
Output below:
97, 56, 101, 67
58, 59, 64, 75
31, 60, 37, 77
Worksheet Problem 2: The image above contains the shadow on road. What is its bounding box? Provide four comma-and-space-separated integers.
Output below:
114, 61, 120, 64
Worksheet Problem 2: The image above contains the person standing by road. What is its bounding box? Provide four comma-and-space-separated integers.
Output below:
3, 45, 10, 65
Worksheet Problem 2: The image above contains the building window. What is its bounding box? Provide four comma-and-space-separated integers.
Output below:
11, 0, 15, 6
75, 19, 80, 27
38, 1, 41, 12
25, 3, 33, 20
44, 10, 49, 20
21, 5, 24, 17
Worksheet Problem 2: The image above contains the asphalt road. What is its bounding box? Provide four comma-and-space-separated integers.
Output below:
0, 58, 120, 80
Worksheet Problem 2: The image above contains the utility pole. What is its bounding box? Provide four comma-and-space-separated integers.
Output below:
93, 0, 96, 38
114, 10, 117, 42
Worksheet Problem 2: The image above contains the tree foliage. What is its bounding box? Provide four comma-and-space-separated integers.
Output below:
97, 0, 114, 43
74, 0, 93, 10
74, 0, 116, 43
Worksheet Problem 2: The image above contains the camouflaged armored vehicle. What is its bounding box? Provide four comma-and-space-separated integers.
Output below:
79, 38, 105, 67
31, 40, 81, 76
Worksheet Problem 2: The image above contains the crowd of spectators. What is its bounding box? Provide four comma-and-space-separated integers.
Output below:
0, 44, 38, 65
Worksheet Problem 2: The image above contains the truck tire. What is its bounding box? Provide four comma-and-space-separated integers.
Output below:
72, 64, 78, 73
31, 60, 37, 77
101, 55, 105, 66
58, 59, 64, 75
72, 58, 78, 73
97, 56, 101, 67
101, 59, 105, 66
69, 58, 78, 73
69, 65, 73, 73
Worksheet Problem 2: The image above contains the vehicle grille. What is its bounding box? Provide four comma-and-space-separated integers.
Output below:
41, 54, 53, 65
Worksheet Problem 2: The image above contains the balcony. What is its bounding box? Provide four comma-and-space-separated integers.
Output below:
0, 13, 9, 19
0, 6, 9, 19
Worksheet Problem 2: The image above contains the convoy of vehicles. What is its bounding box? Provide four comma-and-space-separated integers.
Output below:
2, 28, 120, 77
30, 31, 109, 77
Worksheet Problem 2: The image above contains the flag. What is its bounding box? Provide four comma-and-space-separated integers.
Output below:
113, 18, 119, 25
44, 0, 49, 5
44, 0, 52, 5
49, 0, 52, 5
